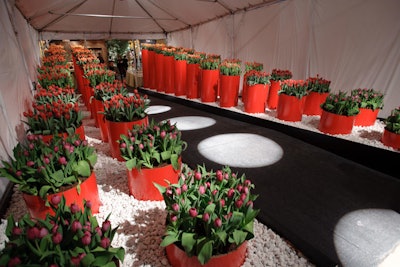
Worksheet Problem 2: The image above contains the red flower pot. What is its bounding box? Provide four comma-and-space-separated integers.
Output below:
106, 117, 149, 161
219, 75, 240, 108
303, 92, 329, 116
155, 53, 165, 92
354, 108, 380, 126
41, 125, 85, 143
381, 129, 400, 149
277, 94, 305, 122
127, 161, 181, 201
166, 241, 247, 267
164, 55, 175, 94
82, 78, 91, 108
200, 69, 219, 103
174, 60, 187, 96
142, 49, 149, 88
148, 50, 156, 89
267, 80, 281, 110
94, 99, 108, 142
242, 73, 250, 104
244, 84, 269, 113
186, 63, 200, 99
22, 172, 100, 220
319, 110, 355, 135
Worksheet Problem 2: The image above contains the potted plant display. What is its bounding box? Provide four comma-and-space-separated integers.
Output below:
161, 47, 176, 94
351, 88, 384, 126
319, 91, 360, 135
267, 68, 292, 109
243, 70, 270, 113
242, 62, 264, 103
381, 107, 400, 149
174, 51, 188, 96
186, 52, 205, 99
303, 75, 331, 116
0, 196, 125, 266
156, 164, 259, 266
219, 59, 241, 108
102, 89, 150, 161
200, 55, 221, 103
119, 119, 187, 200
0, 134, 100, 219
277, 79, 308, 122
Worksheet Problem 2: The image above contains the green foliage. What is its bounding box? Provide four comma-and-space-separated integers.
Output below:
219, 59, 241, 76
279, 79, 309, 99
246, 70, 270, 86
106, 40, 129, 60
270, 68, 292, 81
157, 164, 259, 264
321, 91, 360, 116
384, 107, 400, 134
306, 75, 331, 93
350, 88, 384, 110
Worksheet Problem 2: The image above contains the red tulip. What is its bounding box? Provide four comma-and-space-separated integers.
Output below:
189, 208, 198, 218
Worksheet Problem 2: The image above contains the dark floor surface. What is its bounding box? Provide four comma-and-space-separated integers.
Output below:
141, 89, 400, 267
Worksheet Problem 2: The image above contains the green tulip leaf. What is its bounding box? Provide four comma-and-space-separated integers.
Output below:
73, 160, 91, 177
182, 233, 196, 254
197, 240, 213, 265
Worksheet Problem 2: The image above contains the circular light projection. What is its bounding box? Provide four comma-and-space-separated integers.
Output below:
334, 209, 400, 267
167, 116, 216, 131
145, 105, 171, 114
197, 133, 283, 168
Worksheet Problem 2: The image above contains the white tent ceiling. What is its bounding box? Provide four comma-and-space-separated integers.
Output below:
15, 0, 280, 39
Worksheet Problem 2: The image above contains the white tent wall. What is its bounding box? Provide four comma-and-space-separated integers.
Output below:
0, 1, 39, 200
167, 0, 400, 118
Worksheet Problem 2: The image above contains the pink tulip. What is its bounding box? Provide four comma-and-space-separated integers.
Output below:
52, 232, 63, 244
100, 237, 111, 248
27, 227, 39, 239
71, 220, 82, 232
81, 232, 91, 246
214, 218, 222, 228
189, 208, 198, 217
198, 185, 206, 195
51, 195, 61, 205
120, 142, 126, 149
172, 203, 179, 212
12, 227, 22, 236
170, 214, 178, 222
102, 220, 111, 232
235, 200, 243, 208
202, 213, 210, 222
70, 203, 80, 214
38, 227, 49, 238
181, 184, 188, 192
220, 199, 225, 207
227, 188, 235, 198
216, 170, 223, 181
26, 161, 35, 167
58, 156, 67, 165
194, 171, 202, 180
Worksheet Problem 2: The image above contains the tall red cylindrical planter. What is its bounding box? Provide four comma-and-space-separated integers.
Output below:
94, 99, 108, 142
127, 162, 180, 201
267, 80, 281, 110
155, 53, 165, 92
186, 63, 200, 99
142, 49, 149, 88
174, 60, 187, 96
277, 94, 306, 122
82, 78, 91, 108
244, 84, 269, 113
22, 172, 100, 220
148, 50, 156, 89
303, 92, 329, 116
242, 73, 250, 104
164, 55, 175, 94
354, 108, 379, 126
200, 69, 219, 103
319, 110, 355, 135
106, 117, 149, 161
381, 129, 400, 149
219, 75, 240, 108
166, 241, 247, 267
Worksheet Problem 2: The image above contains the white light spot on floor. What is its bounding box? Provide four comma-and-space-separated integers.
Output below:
197, 133, 283, 167
334, 209, 400, 267
167, 116, 216, 130
145, 105, 171, 114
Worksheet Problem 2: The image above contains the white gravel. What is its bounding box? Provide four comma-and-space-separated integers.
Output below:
0, 106, 315, 267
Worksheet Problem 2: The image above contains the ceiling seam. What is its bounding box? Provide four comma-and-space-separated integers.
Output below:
135, 0, 166, 34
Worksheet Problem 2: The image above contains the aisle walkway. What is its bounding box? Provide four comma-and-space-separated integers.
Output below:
141, 90, 400, 267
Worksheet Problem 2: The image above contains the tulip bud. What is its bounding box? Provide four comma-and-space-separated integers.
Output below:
71, 220, 82, 232
70, 203, 80, 214
202, 213, 210, 222
102, 220, 111, 232
27, 227, 39, 239
81, 232, 91, 246
58, 156, 67, 165
120, 142, 126, 149
189, 208, 198, 218
26, 161, 35, 167
194, 172, 202, 180
235, 200, 243, 208
227, 188, 235, 198
181, 184, 188, 192
52, 232, 63, 244
100, 237, 111, 248
175, 187, 181, 196
170, 214, 178, 222
7, 257, 21, 267
12, 227, 22, 236
214, 218, 222, 228
85, 200, 92, 209
198, 185, 206, 195
38, 227, 49, 238
51, 195, 61, 205
220, 199, 225, 207
216, 170, 223, 181
172, 203, 179, 212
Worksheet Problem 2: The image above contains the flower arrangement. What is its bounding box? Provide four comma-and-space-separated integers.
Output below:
102, 89, 149, 122
219, 59, 242, 76
156, 164, 259, 264
384, 107, 400, 134
37, 69, 74, 89
84, 69, 116, 88
23, 87, 83, 135
245, 62, 263, 72
245, 70, 270, 86
279, 79, 309, 99
321, 91, 360, 116
200, 57, 220, 70
306, 75, 331, 93
0, 134, 97, 198
186, 52, 206, 64
350, 88, 384, 110
174, 51, 188, 61
161, 47, 176, 56
42, 54, 68, 67
0, 196, 124, 266
270, 68, 292, 81
119, 119, 187, 171
93, 80, 128, 102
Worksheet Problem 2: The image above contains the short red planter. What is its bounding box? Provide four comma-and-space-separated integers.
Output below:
319, 110, 355, 135
164, 55, 175, 94
354, 108, 380, 126
174, 60, 187, 96
41, 125, 85, 143
22, 172, 100, 220
267, 80, 281, 110
303, 92, 329, 116
166, 241, 247, 267
127, 162, 180, 201
106, 117, 149, 161
244, 84, 269, 113
186, 63, 200, 99
200, 69, 219, 103
219, 75, 240, 108
94, 99, 108, 142
277, 94, 305, 122
381, 129, 400, 149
